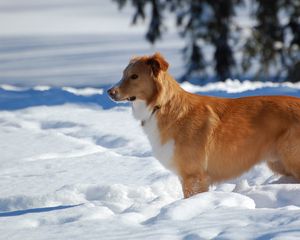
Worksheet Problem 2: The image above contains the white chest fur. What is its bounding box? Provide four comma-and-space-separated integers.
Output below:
132, 100, 175, 172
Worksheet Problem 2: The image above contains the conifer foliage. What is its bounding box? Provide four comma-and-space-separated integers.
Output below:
113, 0, 300, 83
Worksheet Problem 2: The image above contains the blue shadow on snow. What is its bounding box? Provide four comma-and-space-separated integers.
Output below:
1, 85, 300, 111
0, 204, 83, 217
0, 86, 128, 110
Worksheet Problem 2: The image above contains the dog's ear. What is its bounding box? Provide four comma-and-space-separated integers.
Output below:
146, 52, 169, 77
130, 55, 139, 64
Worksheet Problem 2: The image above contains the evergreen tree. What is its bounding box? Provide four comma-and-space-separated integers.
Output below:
113, 0, 300, 83
242, 0, 300, 81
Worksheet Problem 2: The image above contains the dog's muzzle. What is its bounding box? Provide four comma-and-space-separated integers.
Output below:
107, 87, 136, 102
107, 87, 119, 100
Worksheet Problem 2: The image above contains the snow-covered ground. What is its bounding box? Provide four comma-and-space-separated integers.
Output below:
0, 0, 183, 87
1, 0, 300, 239
1, 81, 300, 240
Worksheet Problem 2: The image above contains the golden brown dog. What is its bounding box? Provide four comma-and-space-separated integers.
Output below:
108, 52, 300, 198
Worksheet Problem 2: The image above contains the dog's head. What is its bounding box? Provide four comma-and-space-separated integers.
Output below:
107, 52, 169, 104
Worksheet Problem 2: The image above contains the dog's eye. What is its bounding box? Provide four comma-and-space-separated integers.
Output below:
131, 74, 138, 80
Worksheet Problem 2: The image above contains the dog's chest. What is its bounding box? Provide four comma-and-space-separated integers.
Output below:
143, 117, 175, 171
132, 101, 175, 172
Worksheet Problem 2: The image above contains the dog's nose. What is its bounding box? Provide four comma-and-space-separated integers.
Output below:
107, 88, 118, 98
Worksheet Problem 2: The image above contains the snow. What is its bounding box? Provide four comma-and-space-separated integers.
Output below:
182, 79, 300, 94
1, 82, 300, 240
0, 0, 184, 87
1, 0, 300, 239
62, 87, 104, 96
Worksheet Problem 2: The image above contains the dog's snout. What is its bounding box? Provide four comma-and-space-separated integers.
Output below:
107, 88, 118, 97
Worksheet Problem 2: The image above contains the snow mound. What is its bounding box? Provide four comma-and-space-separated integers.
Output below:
1, 85, 300, 239
182, 79, 300, 94
62, 87, 104, 96
151, 192, 255, 222
237, 184, 300, 209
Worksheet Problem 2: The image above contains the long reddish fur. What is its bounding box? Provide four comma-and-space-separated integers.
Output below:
111, 53, 300, 198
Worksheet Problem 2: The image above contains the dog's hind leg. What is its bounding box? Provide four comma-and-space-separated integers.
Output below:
275, 129, 300, 180
267, 159, 291, 177
279, 156, 300, 180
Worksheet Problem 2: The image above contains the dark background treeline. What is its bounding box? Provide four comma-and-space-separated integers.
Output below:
113, 0, 300, 84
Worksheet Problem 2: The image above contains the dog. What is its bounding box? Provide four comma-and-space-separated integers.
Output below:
108, 52, 300, 198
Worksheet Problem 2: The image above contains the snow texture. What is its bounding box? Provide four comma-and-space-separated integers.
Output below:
1, 0, 300, 239
1, 82, 300, 240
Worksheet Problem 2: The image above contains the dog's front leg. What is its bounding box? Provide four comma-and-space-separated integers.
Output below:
182, 173, 209, 198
